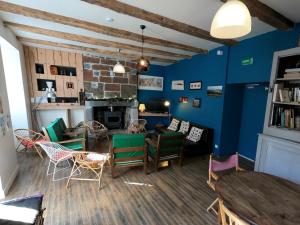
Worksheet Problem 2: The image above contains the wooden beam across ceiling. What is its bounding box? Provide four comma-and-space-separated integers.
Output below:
5, 22, 190, 59
221, 0, 294, 30
17, 36, 177, 64
82, 0, 237, 46
0, 1, 206, 53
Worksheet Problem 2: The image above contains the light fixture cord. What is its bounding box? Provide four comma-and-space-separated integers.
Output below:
141, 28, 144, 57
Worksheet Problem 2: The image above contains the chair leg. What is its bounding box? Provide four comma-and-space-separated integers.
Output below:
34, 145, 44, 159
155, 157, 159, 172
98, 165, 105, 190
66, 161, 78, 189
111, 165, 115, 178
207, 197, 219, 215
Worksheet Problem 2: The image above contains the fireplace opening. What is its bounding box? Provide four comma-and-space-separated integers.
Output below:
93, 106, 126, 130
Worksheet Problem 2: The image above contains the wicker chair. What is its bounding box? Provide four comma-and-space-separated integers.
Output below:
219, 199, 250, 225
127, 119, 147, 134
85, 120, 109, 142
14, 129, 46, 159
66, 151, 109, 190
37, 142, 75, 181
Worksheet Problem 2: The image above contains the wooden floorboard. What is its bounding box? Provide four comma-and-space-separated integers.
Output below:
5, 138, 253, 225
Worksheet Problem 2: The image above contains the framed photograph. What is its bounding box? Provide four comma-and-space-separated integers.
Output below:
66, 82, 74, 89
138, 75, 164, 91
207, 85, 223, 96
190, 81, 202, 90
192, 98, 201, 108
172, 80, 184, 90
50, 65, 58, 75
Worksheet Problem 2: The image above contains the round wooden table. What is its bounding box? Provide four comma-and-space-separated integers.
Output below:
215, 171, 300, 225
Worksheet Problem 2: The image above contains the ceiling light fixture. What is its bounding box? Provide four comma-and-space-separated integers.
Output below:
210, 0, 252, 39
137, 25, 150, 72
113, 49, 125, 74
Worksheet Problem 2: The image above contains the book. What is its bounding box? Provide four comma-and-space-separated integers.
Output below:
285, 68, 300, 73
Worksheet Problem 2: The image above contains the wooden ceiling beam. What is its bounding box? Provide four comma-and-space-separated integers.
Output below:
5, 22, 190, 59
82, 0, 236, 46
0, 1, 206, 53
221, 0, 294, 30
17, 36, 177, 64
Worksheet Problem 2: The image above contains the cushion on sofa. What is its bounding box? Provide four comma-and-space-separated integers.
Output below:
167, 118, 180, 131
178, 121, 190, 134
186, 127, 203, 142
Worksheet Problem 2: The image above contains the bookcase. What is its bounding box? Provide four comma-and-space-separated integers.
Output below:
255, 47, 300, 185
263, 47, 300, 142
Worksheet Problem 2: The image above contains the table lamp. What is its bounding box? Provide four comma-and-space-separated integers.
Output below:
139, 103, 146, 113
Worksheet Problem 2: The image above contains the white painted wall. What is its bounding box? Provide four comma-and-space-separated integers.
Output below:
0, 18, 30, 198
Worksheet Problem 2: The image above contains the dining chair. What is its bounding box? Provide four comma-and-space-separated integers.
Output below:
207, 152, 244, 215
14, 129, 46, 159
66, 151, 109, 190
219, 199, 250, 225
37, 142, 75, 181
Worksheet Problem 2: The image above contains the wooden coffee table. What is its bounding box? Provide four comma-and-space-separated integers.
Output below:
215, 171, 300, 225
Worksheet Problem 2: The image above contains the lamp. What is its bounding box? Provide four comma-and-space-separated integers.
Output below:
164, 100, 171, 123
210, 0, 251, 39
113, 49, 125, 74
137, 25, 150, 72
45, 81, 56, 103
139, 103, 146, 113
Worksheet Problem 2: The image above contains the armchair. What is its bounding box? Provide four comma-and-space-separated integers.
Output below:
42, 118, 86, 151
110, 134, 147, 178
146, 131, 185, 171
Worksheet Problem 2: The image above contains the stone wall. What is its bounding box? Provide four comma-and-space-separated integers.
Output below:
83, 55, 137, 99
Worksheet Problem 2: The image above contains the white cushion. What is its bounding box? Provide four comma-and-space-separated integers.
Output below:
167, 118, 180, 131
186, 127, 203, 142
178, 121, 190, 134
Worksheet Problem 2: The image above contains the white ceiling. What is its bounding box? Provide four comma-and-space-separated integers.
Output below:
0, 0, 299, 65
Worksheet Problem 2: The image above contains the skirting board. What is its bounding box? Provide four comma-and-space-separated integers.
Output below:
238, 153, 255, 163
3, 165, 19, 196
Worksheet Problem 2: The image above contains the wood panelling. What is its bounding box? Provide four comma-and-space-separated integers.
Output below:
0, 1, 205, 53
24, 46, 83, 99
83, 0, 236, 46
6, 22, 193, 58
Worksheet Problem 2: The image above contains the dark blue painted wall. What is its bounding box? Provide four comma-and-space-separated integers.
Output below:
164, 46, 229, 148
142, 24, 300, 158
237, 84, 269, 160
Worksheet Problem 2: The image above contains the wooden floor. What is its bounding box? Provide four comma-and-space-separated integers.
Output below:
6, 138, 253, 225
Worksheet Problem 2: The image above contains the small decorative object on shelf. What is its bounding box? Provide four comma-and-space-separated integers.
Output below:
179, 96, 188, 103
189, 81, 202, 90
192, 98, 201, 108
50, 65, 58, 75
79, 89, 85, 105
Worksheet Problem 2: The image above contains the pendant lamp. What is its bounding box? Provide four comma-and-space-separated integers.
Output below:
137, 25, 150, 72
210, 0, 251, 39
113, 49, 125, 74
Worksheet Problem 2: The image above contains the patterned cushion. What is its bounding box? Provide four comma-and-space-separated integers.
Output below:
186, 127, 203, 142
178, 121, 190, 134
167, 119, 180, 131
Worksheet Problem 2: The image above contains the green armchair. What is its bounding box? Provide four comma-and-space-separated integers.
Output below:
110, 133, 147, 178
42, 118, 86, 151
146, 132, 185, 171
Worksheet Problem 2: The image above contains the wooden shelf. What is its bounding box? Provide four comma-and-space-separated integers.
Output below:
273, 101, 300, 106
32, 103, 84, 110
276, 78, 300, 81
139, 112, 170, 117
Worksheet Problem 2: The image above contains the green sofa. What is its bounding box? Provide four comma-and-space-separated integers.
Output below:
43, 118, 86, 151
146, 131, 185, 171
110, 133, 147, 178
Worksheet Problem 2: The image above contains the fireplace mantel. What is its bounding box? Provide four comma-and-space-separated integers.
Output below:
85, 100, 135, 108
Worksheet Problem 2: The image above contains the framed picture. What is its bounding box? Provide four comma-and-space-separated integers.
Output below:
50, 65, 58, 75
207, 85, 223, 96
172, 80, 184, 90
190, 81, 202, 90
66, 82, 74, 89
192, 98, 201, 108
138, 75, 164, 91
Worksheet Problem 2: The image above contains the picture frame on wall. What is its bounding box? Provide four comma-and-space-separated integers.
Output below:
189, 81, 202, 90
207, 85, 223, 96
138, 75, 164, 91
172, 80, 184, 90
192, 98, 201, 108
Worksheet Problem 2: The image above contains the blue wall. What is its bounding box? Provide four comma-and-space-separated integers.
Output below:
141, 24, 300, 159
164, 46, 229, 147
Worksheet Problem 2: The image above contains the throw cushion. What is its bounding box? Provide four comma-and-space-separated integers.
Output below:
167, 118, 180, 131
187, 127, 203, 142
178, 121, 190, 134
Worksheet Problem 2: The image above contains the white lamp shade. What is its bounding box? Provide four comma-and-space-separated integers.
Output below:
113, 62, 125, 73
210, 0, 251, 39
